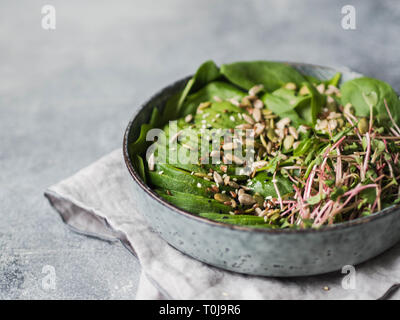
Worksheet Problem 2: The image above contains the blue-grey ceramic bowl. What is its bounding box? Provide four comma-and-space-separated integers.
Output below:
123, 62, 400, 277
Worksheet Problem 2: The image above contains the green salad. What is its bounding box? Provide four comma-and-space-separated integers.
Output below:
129, 60, 400, 229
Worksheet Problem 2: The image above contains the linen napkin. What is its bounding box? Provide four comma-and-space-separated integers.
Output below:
44, 149, 400, 300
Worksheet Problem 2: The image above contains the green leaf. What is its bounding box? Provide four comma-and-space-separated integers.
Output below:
177, 60, 221, 112
360, 187, 376, 204
199, 213, 269, 227
303, 72, 341, 87
133, 155, 146, 183
293, 137, 314, 156
262, 82, 324, 126
330, 187, 346, 201
129, 107, 160, 156
297, 82, 324, 125
248, 172, 293, 198
307, 193, 326, 205
163, 92, 182, 122
220, 61, 306, 92
325, 72, 342, 87
190, 60, 221, 92
156, 189, 231, 214
164, 60, 221, 120
179, 81, 246, 116
262, 88, 310, 125
341, 77, 400, 126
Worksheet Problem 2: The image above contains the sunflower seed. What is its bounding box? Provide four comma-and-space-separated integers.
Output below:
276, 117, 291, 129
169, 130, 183, 143
242, 113, 255, 125
224, 175, 230, 185
228, 98, 240, 106
325, 85, 340, 95
228, 181, 239, 189
316, 83, 325, 94
328, 119, 338, 131
288, 126, 298, 139
213, 171, 223, 185
225, 153, 244, 165
182, 143, 195, 150
147, 153, 155, 171
194, 172, 209, 178
249, 84, 264, 96
222, 142, 238, 150
213, 95, 222, 102
344, 103, 354, 115
214, 193, 231, 203
266, 128, 278, 142
235, 123, 253, 130
252, 160, 268, 170
266, 141, 272, 154
197, 102, 211, 113
239, 96, 252, 108
184, 114, 193, 123
284, 82, 297, 90
253, 99, 264, 109
254, 123, 265, 137
210, 150, 221, 158
283, 135, 295, 150
252, 108, 262, 122
238, 193, 256, 205
299, 85, 310, 96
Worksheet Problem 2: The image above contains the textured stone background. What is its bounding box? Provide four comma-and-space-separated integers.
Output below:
1, 0, 399, 299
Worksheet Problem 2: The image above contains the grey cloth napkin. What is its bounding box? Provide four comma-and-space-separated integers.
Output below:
45, 149, 400, 300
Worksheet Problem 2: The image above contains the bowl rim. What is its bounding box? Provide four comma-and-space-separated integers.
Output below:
123, 61, 399, 234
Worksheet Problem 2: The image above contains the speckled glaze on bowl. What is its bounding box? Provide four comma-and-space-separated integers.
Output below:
123, 62, 400, 276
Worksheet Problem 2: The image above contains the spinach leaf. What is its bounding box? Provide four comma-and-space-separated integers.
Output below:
341, 77, 400, 126
304, 72, 341, 87
262, 83, 324, 126
199, 213, 272, 227
179, 81, 246, 116
296, 82, 324, 125
156, 189, 231, 214
262, 88, 310, 125
220, 61, 306, 92
133, 155, 147, 183
163, 60, 221, 121
190, 60, 221, 92
177, 60, 220, 113
129, 107, 160, 156
248, 171, 293, 198
326, 72, 341, 87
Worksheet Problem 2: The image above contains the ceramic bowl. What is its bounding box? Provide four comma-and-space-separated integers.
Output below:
123, 62, 400, 276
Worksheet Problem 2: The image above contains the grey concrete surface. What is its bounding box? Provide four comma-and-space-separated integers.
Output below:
0, 0, 399, 299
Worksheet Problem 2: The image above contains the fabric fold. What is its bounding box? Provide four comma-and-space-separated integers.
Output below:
44, 149, 400, 299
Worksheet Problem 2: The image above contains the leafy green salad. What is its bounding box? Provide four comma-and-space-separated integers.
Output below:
129, 60, 400, 229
